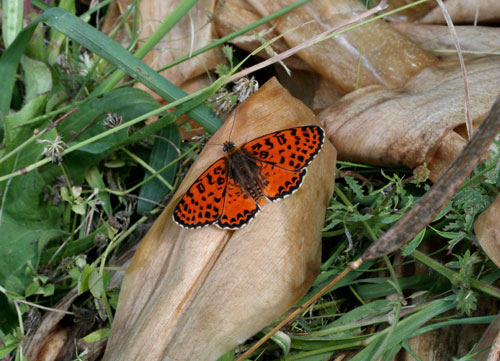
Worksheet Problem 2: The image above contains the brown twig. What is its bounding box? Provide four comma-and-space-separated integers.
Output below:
234, 259, 363, 361
363, 96, 500, 260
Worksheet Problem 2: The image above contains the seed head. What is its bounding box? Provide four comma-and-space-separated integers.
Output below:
38, 136, 67, 164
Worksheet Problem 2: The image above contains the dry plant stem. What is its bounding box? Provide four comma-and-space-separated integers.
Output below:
13, 299, 74, 315
435, 0, 472, 140
234, 260, 362, 361
362, 96, 500, 260
227, 0, 388, 84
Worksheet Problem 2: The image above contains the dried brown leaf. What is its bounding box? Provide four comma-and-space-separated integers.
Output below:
391, 23, 500, 57
102, 78, 336, 361
214, 0, 312, 71
319, 57, 500, 178
419, 0, 500, 24
474, 193, 500, 269
247, 0, 437, 92
137, 0, 222, 92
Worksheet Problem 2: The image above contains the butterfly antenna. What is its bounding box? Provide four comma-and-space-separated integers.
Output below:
205, 142, 224, 147
205, 105, 239, 147
227, 106, 239, 144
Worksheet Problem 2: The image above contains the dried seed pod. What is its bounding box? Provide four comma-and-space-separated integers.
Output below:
102, 78, 336, 361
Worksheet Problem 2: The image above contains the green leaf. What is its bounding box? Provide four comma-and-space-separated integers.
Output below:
0, 171, 61, 294
349, 298, 456, 361
344, 176, 364, 199
85, 167, 112, 216
2, 0, 23, 48
88, 269, 103, 299
42, 88, 160, 183
295, 300, 392, 342
72, 202, 87, 215
401, 228, 426, 256
78, 264, 94, 295
137, 123, 180, 213
47, 0, 76, 65
25, 280, 43, 297
216, 349, 235, 361
81, 328, 111, 343
0, 295, 17, 332
0, 337, 19, 359
21, 56, 53, 104
0, 92, 61, 300
271, 330, 291, 355
354, 275, 448, 299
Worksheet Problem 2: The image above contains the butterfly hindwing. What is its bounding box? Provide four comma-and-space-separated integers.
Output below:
242, 126, 324, 171
217, 178, 260, 229
259, 162, 307, 201
173, 159, 227, 228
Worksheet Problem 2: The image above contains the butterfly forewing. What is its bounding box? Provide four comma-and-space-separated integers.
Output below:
173, 159, 227, 228
242, 126, 324, 171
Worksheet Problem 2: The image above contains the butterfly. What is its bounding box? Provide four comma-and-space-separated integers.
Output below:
173, 125, 325, 229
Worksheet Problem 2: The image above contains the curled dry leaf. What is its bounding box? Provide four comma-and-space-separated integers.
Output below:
384, 0, 437, 22
274, 66, 343, 113
391, 23, 500, 58
23, 289, 78, 361
474, 193, 500, 269
214, 0, 312, 71
319, 56, 500, 181
136, 0, 222, 93
419, 0, 500, 24
474, 312, 500, 361
102, 78, 336, 361
247, 0, 437, 92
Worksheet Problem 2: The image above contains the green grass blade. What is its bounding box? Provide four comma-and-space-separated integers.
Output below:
96, 0, 200, 94
2, 0, 24, 48
0, 7, 221, 133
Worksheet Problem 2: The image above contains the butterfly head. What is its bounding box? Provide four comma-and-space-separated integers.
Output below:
223, 141, 235, 153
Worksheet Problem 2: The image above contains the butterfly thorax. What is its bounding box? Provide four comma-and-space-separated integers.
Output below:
225, 146, 267, 202
223, 141, 235, 153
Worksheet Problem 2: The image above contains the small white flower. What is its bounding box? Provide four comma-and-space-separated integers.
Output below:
103, 113, 123, 129
38, 135, 67, 164
232, 76, 259, 102
210, 88, 237, 116
78, 52, 94, 76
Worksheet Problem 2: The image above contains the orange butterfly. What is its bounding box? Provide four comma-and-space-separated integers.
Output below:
173, 126, 324, 229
